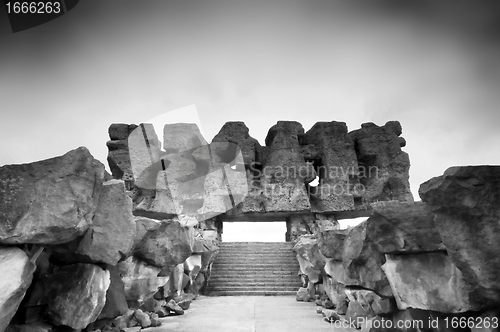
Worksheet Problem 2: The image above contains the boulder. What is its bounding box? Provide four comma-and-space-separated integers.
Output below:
318, 229, 348, 260
419, 166, 500, 308
296, 287, 312, 302
366, 201, 444, 254
45, 264, 110, 329
382, 252, 481, 313
323, 276, 349, 314
117, 256, 168, 305
133, 309, 151, 328
5, 323, 52, 332
0, 247, 36, 332
293, 235, 326, 283
0, 147, 105, 244
98, 265, 129, 319
165, 299, 184, 315
77, 180, 135, 265
134, 219, 194, 267
348, 121, 413, 205
342, 221, 392, 296
107, 123, 161, 184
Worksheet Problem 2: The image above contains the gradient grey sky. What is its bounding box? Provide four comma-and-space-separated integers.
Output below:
1, 0, 500, 204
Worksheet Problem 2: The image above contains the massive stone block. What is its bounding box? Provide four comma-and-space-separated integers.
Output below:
261, 121, 313, 212
302, 121, 360, 212
211, 121, 261, 168
107, 123, 161, 183
45, 264, 110, 329
382, 252, 482, 313
348, 121, 413, 205
293, 235, 326, 283
0, 247, 35, 332
419, 166, 500, 308
0, 147, 105, 244
366, 201, 445, 254
77, 180, 136, 265
318, 228, 348, 260
134, 219, 194, 267
98, 265, 129, 320
117, 256, 167, 304
342, 221, 392, 297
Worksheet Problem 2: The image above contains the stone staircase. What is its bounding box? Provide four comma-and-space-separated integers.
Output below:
207, 242, 303, 296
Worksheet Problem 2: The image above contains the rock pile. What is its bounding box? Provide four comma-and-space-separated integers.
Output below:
295, 167, 500, 331
0, 145, 218, 332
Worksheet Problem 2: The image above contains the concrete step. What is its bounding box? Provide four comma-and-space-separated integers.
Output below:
212, 262, 298, 267
206, 285, 300, 292
208, 281, 302, 287
211, 269, 299, 276
207, 290, 297, 296
210, 274, 301, 282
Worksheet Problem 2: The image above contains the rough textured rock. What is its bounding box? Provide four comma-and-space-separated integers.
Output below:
296, 287, 313, 302
288, 214, 318, 243
366, 201, 444, 254
345, 289, 376, 329
0, 147, 105, 244
164, 299, 184, 315
261, 121, 312, 212
0, 247, 35, 332
323, 275, 349, 314
302, 121, 360, 212
318, 229, 348, 260
117, 256, 167, 304
348, 121, 413, 205
419, 166, 500, 308
107, 123, 161, 184
134, 219, 194, 267
45, 264, 110, 329
5, 323, 52, 332
77, 180, 135, 265
382, 252, 481, 313
98, 265, 129, 320
342, 221, 392, 297
293, 235, 326, 283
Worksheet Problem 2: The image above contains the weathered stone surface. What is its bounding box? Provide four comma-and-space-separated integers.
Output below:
348, 121, 413, 205
0, 147, 105, 244
0, 247, 35, 332
293, 235, 326, 283
5, 324, 52, 332
288, 214, 318, 243
419, 166, 500, 308
366, 201, 445, 254
345, 290, 376, 329
134, 219, 194, 267
45, 264, 110, 329
107, 124, 161, 184
117, 256, 167, 304
342, 221, 392, 296
318, 229, 348, 260
382, 252, 481, 313
302, 121, 360, 212
296, 287, 313, 302
133, 309, 151, 328
164, 299, 184, 315
211, 121, 261, 168
98, 265, 129, 320
77, 180, 135, 265
261, 121, 312, 212
323, 275, 349, 314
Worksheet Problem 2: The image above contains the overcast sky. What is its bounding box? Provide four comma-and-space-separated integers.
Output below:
1, 1, 499, 239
